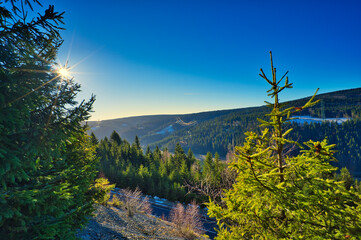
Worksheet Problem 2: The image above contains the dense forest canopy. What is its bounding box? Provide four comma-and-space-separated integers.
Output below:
95, 131, 229, 203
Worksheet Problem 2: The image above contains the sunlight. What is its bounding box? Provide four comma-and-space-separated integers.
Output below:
58, 67, 70, 79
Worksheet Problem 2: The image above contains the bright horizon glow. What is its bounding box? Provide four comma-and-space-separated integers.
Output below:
55, 1, 361, 121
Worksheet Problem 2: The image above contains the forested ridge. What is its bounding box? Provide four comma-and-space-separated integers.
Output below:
152, 87, 361, 154
149, 88, 361, 178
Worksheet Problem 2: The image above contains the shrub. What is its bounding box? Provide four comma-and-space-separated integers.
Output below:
169, 201, 204, 239
120, 187, 152, 217
108, 194, 122, 207
94, 178, 115, 205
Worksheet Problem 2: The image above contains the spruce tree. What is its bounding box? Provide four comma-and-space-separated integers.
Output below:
0, 1, 99, 239
203, 152, 214, 181
173, 142, 186, 169
187, 148, 196, 168
133, 135, 141, 151
90, 132, 99, 145
207, 52, 361, 239
110, 130, 122, 145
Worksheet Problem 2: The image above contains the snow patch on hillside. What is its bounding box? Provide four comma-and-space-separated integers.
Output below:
91, 126, 100, 131
289, 116, 350, 125
156, 125, 174, 135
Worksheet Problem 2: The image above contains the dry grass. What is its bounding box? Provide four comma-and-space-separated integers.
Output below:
120, 187, 152, 217
169, 201, 205, 239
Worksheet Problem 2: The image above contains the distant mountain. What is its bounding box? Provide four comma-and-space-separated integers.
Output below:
87, 87, 361, 150
86, 108, 243, 145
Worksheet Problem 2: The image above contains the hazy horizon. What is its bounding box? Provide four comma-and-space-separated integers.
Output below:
86, 86, 360, 121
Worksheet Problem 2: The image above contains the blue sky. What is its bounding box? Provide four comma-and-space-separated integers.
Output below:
52, 0, 361, 120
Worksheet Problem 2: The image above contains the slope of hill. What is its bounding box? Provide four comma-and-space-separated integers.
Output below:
88, 88, 361, 151
86, 108, 246, 145
150, 88, 361, 153
88, 88, 361, 178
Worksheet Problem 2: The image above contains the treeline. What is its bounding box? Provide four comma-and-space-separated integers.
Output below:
92, 131, 226, 202
152, 108, 268, 156
288, 120, 361, 178
92, 129, 361, 205
150, 89, 361, 175
153, 116, 361, 179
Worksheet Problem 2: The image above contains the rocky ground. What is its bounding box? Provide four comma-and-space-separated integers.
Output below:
77, 205, 207, 240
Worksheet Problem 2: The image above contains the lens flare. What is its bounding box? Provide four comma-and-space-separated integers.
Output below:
58, 67, 70, 79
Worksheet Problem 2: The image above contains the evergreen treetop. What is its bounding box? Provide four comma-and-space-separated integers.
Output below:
207, 52, 361, 239
110, 130, 122, 145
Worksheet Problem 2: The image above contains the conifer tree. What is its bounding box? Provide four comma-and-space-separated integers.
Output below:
187, 148, 196, 168
203, 152, 214, 181
90, 132, 99, 145
153, 145, 162, 162
110, 130, 122, 145
207, 52, 361, 239
213, 152, 222, 183
0, 1, 99, 239
173, 142, 186, 169
133, 135, 141, 151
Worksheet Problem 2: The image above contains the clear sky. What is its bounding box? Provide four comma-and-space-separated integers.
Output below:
52, 0, 361, 121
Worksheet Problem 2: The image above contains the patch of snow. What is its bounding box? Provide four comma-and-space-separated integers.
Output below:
289, 116, 350, 125
156, 125, 174, 135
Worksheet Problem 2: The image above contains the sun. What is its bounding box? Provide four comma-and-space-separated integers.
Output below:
57, 67, 70, 79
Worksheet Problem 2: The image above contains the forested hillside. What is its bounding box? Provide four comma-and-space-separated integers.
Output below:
86, 109, 241, 143
89, 88, 361, 178
153, 88, 361, 155
93, 131, 227, 203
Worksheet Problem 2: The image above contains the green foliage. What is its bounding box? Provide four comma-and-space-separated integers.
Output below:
97, 130, 227, 203
151, 89, 361, 178
90, 132, 99, 145
110, 130, 122, 145
202, 152, 214, 181
0, 2, 99, 239
288, 119, 361, 177
334, 167, 355, 190
94, 178, 116, 205
207, 52, 361, 239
